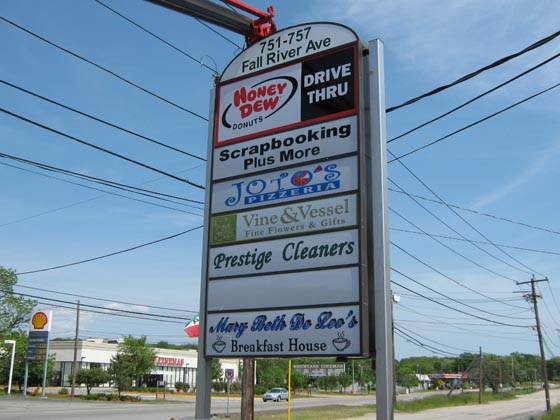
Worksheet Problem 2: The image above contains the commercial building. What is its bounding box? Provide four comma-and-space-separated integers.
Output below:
48, 338, 239, 389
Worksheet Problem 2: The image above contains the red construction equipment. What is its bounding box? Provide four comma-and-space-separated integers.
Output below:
147, 0, 276, 46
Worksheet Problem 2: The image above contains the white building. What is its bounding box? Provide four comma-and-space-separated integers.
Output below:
49, 338, 239, 389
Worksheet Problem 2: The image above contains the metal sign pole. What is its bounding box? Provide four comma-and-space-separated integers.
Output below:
194, 87, 216, 419
365, 39, 393, 420
23, 360, 29, 397
40, 338, 50, 398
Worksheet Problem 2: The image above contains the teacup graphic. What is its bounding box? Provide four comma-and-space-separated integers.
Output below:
212, 336, 226, 353
332, 332, 351, 351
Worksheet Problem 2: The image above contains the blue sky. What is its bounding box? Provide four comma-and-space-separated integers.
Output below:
1, 0, 559, 361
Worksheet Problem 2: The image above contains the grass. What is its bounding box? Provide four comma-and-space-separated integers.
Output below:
530, 405, 560, 420
215, 404, 376, 420
213, 390, 526, 420
394, 390, 518, 412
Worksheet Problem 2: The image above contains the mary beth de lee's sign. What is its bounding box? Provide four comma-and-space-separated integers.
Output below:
205, 22, 367, 358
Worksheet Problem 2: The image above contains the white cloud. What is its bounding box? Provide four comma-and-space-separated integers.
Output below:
316, 0, 560, 86
470, 142, 560, 209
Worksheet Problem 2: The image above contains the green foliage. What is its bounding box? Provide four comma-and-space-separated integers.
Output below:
547, 357, 560, 381
396, 366, 419, 389
256, 359, 287, 390
211, 358, 223, 381
81, 393, 141, 402
108, 336, 156, 395
151, 341, 196, 350
109, 353, 134, 396
290, 370, 307, 391
75, 368, 111, 395
58, 387, 69, 395
2, 338, 56, 391
0, 267, 36, 335
230, 381, 242, 393
529, 402, 560, 419
212, 381, 227, 392
175, 381, 188, 392
395, 391, 517, 412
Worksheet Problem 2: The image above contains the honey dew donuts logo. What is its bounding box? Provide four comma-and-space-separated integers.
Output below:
31, 311, 49, 330
220, 76, 298, 133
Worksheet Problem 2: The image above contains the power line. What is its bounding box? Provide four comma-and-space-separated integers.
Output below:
388, 188, 560, 236
10, 291, 189, 321
394, 328, 458, 357
388, 51, 560, 143
0, 151, 204, 206
392, 228, 560, 257
391, 241, 527, 311
389, 178, 532, 277
390, 263, 528, 318
17, 225, 202, 275
195, 18, 242, 49
14, 283, 196, 314
390, 207, 517, 283
390, 157, 543, 277
395, 324, 476, 353
95, 0, 217, 73
0, 15, 208, 121
391, 274, 532, 328
1, 79, 205, 161
386, 29, 560, 113
388, 81, 560, 162
396, 304, 536, 342
23, 298, 185, 324
0, 161, 201, 217
0, 107, 205, 190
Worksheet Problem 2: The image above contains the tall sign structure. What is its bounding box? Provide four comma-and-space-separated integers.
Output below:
24, 310, 53, 398
205, 23, 369, 359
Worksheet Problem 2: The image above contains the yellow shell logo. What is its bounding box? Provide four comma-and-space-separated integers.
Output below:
32, 312, 48, 330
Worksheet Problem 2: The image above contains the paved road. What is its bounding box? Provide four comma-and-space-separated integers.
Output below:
0, 389, 556, 419
0, 393, 374, 420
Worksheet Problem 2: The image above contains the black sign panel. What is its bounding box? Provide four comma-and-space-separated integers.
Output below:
27, 331, 49, 361
300, 47, 356, 120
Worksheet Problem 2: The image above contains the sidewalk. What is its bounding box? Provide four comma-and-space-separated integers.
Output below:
341, 388, 559, 420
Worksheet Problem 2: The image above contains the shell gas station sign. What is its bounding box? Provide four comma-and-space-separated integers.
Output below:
204, 22, 369, 358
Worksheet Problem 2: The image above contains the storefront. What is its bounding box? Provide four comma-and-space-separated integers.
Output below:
49, 338, 239, 389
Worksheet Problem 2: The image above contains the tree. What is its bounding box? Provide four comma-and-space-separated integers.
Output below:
109, 336, 156, 394
212, 358, 223, 381
0, 267, 36, 335
75, 368, 111, 395
290, 370, 307, 391
109, 353, 134, 396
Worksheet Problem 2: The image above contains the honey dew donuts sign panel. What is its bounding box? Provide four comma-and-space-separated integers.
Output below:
215, 45, 357, 146
205, 22, 368, 358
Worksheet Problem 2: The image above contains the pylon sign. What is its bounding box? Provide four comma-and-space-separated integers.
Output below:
205, 22, 369, 358
27, 310, 52, 361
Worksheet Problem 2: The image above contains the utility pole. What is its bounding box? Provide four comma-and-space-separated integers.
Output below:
241, 358, 255, 420
70, 300, 80, 397
517, 276, 551, 412
478, 347, 483, 404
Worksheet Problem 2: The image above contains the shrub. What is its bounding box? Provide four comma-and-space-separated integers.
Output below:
175, 381, 187, 392
58, 388, 69, 395
212, 381, 227, 392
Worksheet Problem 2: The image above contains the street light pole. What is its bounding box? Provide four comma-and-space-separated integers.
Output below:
4, 340, 16, 396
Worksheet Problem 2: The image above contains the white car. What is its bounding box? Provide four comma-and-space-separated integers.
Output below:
262, 387, 289, 402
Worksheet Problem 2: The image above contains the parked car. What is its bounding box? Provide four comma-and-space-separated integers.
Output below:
262, 387, 289, 402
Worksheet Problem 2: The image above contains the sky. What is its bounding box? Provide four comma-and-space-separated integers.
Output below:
1, 0, 559, 362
